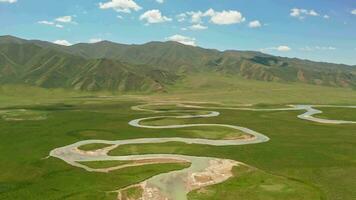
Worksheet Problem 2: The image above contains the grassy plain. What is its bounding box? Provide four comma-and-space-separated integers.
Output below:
0, 83, 355, 200
158, 73, 356, 105
188, 165, 321, 200
316, 107, 356, 121
109, 107, 356, 200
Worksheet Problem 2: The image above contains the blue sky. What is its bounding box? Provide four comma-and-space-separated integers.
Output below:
0, 0, 355, 65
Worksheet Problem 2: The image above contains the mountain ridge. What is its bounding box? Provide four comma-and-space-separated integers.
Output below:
0, 35, 355, 92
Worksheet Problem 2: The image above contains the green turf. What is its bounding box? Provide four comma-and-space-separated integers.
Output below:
316, 107, 356, 121
155, 73, 356, 105
1, 109, 47, 121
188, 165, 322, 200
120, 185, 143, 199
0, 93, 355, 199
108, 107, 356, 200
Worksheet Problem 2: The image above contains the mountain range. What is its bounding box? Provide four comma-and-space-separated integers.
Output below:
0, 35, 355, 92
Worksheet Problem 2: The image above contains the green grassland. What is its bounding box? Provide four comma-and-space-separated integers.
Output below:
154, 73, 356, 105
0, 85, 355, 200
120, 185, 143, 200
108, 107, 356, 200
1, 109, 47, 121
316, 107, 356, 121
188, 165, 321, 200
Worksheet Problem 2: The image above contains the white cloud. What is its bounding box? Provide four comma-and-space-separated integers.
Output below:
277, 46, 291, 52
53, 40, 72, 46
38, 15, 76, 28
0, 0, 17, 3
38, 21, 54, 25
55, 16, 73, 23
55, 24, 64, 28
156, 0, 164, 3
185, 9, 245, 25
188, 24, 208, 30
323, 15, 330, 19
176, 13, 186, 22
186, 11, 204, 23
99, 0, 141, 13
38, 21, 63, 28
209, 10, 245, 25
309, 10, 319, 16
140, 9, 172, 24
262, 46, 291, 52
166, 34, 196, 46
351, 9, 356, 15
248, 20, 262, 28
89, 38, 103, 43
290, 8, 320, 19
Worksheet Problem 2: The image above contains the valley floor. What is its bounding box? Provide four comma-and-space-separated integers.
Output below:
0, 85, 355, 200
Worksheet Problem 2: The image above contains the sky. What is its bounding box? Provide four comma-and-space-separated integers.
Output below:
0, 0, 355, 65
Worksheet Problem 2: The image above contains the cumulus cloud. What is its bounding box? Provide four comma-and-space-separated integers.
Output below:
55, 24, 64, 28
53, 40, 72, 46
166, 34, 196, 46
38, 20, 63, 28
188, 24, 208, 30
276, 46, 291, 52
55, 16, 73, 23
184, 9, 245, 25
186, 11, 204, 23
140, 9, 172, 24
99, 0, 141, 13
0, 0, 17, 3
352, 9, 356, 15
89, 38, 103, 43
38, 21, 54, 25
248, 20, 262, 28
156, 0, 164, 3
262, 46, 291, 52
176, 13, 186, 22
290, 8, 320, 19
209, 10, 245, 25
38, 15, 76, 28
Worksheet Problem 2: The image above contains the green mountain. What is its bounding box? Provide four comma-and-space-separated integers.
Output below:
0, 35, 355, 92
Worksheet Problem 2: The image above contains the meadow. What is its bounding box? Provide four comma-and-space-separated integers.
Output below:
0, 84, 355, 200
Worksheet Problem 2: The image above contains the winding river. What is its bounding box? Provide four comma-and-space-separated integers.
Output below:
49, 103, 356, 200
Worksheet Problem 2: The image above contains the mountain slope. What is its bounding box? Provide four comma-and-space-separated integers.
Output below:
0, 35, 355, 92
0, 36, 177, 92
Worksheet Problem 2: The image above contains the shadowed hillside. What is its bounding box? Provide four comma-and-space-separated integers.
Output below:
0, 35, 355, 92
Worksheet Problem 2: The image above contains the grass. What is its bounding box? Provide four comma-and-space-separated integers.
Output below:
316, 107, 356, 121
148, 73, 356, 105
79, 160, 131, 169
0, 101, 191, 199
138, 123, 247, 140
188, 165, 322, 200
120, 185, 143, 199
1, 109, 47, 121
108, 107, 356, 200
0, 84, 355, 200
